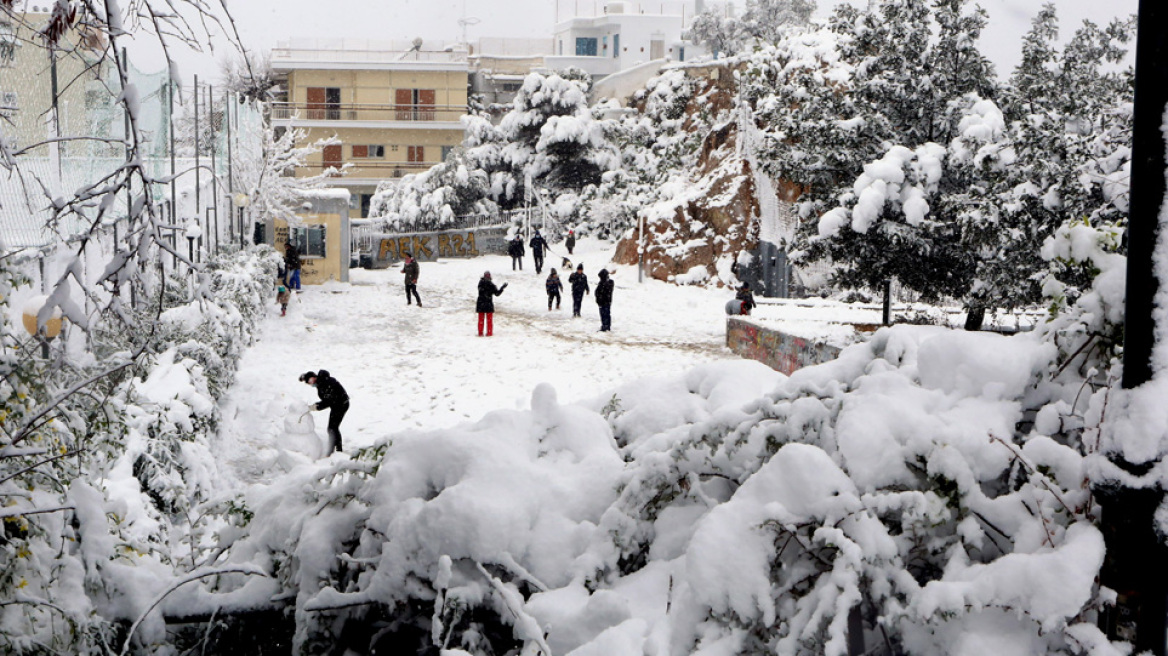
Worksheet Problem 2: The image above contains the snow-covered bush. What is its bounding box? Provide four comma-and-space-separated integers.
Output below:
0, 247, 278, 654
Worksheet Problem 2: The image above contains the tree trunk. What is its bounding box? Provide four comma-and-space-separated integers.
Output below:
963, 306, 985, 331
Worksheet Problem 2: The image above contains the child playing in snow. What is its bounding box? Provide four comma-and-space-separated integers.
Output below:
276, 266, 290, 316
546, 269, 563, 310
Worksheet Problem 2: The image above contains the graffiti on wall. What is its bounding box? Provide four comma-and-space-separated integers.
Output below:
374, 227, 509, 264
725, 317, 842, 375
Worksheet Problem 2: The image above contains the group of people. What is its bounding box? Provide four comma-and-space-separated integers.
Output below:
476, 261, 614, 336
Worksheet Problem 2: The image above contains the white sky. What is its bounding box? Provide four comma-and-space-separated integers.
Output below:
155, 0, 1139, 82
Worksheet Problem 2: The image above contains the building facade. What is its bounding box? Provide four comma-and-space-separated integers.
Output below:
545, 0, 705, 80
270, 39, 470, 218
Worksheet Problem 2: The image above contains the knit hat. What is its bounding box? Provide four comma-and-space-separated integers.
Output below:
576, 264, 583, 271
299, 371, 316, 383
484, 271, 492, 279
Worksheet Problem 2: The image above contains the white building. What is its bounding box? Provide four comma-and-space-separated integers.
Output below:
545, 0, 706, 81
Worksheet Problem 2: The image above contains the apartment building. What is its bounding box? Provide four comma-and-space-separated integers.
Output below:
270, 39, 471, 218
545, 0, 705, 80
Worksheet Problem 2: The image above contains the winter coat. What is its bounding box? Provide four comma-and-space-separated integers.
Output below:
403, 259, 419, 285
314, 370, 349, 410
546, 272, 563, 295
596, 274, 614, 307
529, 234, 548, 255
508, 238, 525, 258
736, 286, 755, 312
566, 234, 576, 250
284, 243, 301, 271
476, 277, 506, 313
569, 271, 589, 296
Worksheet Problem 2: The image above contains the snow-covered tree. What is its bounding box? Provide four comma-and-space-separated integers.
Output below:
232, 117, 344, 224
369, 146, 494, 230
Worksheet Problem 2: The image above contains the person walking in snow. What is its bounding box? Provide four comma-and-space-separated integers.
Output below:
276, 280, 290, 317
508, 235, 525, 271
565, 229, 576, 255
402, 252, 422, 306
529, 229, 548, 274
299, 370, 349, 455
596, 269, 614, 331
546, 268, 563, 311
476, 271, 508, 336
568, 264, 589, 318
735, 282, 756, 316
284, 240, 302, 291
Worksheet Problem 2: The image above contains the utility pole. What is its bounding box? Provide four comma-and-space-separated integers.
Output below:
194, 74, 202, 258
1098, 1, 1168, 654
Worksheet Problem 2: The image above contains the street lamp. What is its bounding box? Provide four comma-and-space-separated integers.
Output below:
21, 295, 63, 359
233, 192, 250, 247
185, 218, 202, 264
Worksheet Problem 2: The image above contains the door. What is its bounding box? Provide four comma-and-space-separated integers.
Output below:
322, 144, 342, 174
307, 87, 326, 120
650, 39, 665, 60
395, 88, 412, 120
325, 87, 341, 120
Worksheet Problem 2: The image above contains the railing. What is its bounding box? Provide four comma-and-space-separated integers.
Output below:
271, 102, 466, 123
312, 161, 435, 178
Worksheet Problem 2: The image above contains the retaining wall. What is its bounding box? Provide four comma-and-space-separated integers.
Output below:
726, 316, 843, 375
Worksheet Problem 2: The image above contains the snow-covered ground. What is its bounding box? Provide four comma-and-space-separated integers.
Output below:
216, 238, 741, 483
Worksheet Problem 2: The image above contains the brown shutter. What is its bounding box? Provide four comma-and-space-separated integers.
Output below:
352, 145, 368, 158
418, 89, 436, 120
395, 88, 412, 120
408, 146, 425, 163
323, 144, 342, 173
307, 87, 326, 120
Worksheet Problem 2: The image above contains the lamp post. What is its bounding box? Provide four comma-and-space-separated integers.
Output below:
22, 295, 63, 359
233, 192, 250, 247
185, 218, 202, 264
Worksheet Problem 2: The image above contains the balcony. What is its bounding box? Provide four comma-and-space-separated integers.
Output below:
272, 102, 467, 124
309, 161, 436, 179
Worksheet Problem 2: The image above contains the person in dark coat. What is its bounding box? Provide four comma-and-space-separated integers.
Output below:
546, 269, 563, 311
568, 264, 589, 318
735, 282, 756, 315
402, 252, 422, 306
300, 370, 349, 455
476, 271, 508, 336
284, 241, 302, 291
565, 229, 576, 255
596, 269, 614, 331
508, 236, 525, 271
529, 230, 548, 274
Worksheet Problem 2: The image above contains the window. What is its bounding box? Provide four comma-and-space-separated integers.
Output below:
360, 194, 374, 218
441, 145, 454, 161
307, 87, 341, 120
575, 37, 598, 57
407, 146, 425, 163
352, 145, 385, 158
558, 40, 563, 56
395, 88, 436, 120
613, 34, 620, 58
0, 90, 17, 118
679, 45, 685, 62
290, 225, 327, 258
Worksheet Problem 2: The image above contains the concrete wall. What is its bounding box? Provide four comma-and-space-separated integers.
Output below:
726, 317, 842, 375
372, 226, 510, 265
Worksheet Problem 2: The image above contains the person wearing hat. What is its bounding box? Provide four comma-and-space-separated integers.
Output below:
529, 229, 548, 274
596, 269, 614, 332
568, 264, 589, 318
476, 271, 508, 336
735, 281, 756, 316
565, 229, 576, 255
299, 370, 349, 455
402, 251, 422, 306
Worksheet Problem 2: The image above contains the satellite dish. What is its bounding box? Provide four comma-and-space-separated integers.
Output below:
412, 37, 423, 50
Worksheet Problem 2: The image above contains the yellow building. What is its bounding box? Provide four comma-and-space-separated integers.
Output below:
270, 39, 470, 219
0, 9, 116, 159
270, 189, 353, 285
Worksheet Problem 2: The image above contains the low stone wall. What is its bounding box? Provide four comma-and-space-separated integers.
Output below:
726, 317, 843, 375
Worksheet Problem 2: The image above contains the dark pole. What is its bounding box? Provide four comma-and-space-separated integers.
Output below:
227, 90, 235, 246
882, 279, 891, 326
209, 83, 218, 254
195, 75, 202, 256
1099, 1, 1168, 654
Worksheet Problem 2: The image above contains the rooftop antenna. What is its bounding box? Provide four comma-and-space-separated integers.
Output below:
459, 0, 480, 48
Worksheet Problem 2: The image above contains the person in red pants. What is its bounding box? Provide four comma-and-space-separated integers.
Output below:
476, 271, 508, 336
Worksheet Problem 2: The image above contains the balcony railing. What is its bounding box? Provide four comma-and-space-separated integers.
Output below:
314, 161, 436, 178
272, 102, 466, 123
